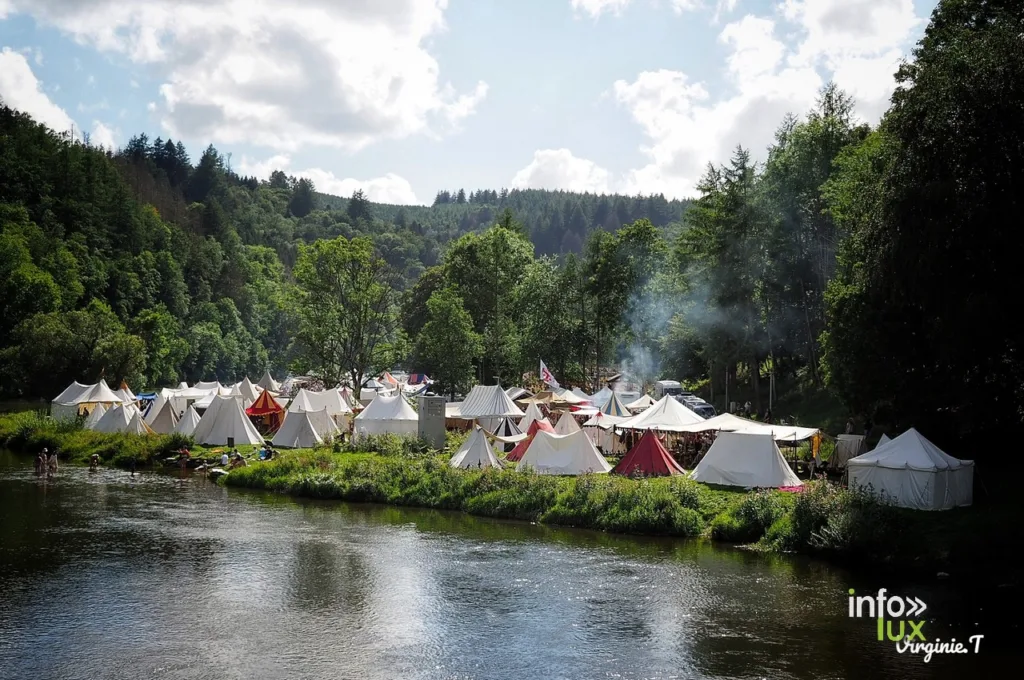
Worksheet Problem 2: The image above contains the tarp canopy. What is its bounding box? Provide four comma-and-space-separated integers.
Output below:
147, 399, 179, 435
518, 402, 547, 431
616, 395, 706, 432
554, 410, 581, 435
516, 429, 612, 476
191, 395, 264, 446
625, 394, 655, 411
847, 428, 973, 510
460, 385, 525, 419
354, 393, 418, 439
520, 389, 586, 406
505, 387, 533, 401
257, 370, 281, 392
173, 405, 201, 437
506, 419, 555, 462
449, 426, 502, 469
831, 434, 866, 469
673, 412, 820, 442
612, 429, 685, 477
690, 432, 801, 488
601, 392, 632, 417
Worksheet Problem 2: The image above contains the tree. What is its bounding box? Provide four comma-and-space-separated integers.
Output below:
293, 236, 401, 389
415, 288, 481, 398
347, 189, 372, 222
288, 177, 316, 218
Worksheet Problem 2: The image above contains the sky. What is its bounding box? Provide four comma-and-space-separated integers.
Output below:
0, 0, 938, 206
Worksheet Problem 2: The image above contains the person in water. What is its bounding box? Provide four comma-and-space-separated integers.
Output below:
47, 450, 58, 475
89, 453, 100, 470
35, 449, 46, 474
129, 454, 137, 477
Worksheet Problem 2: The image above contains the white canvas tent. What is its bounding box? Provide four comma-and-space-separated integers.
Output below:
847, 428, 973, 510
675, 412, 820, 443
84, 403, 107, 430
690, 432, 802, 489
94, 403, 140, 434
516, 429, 612, 476
589, 386, 613, 409
191, 395, 264, 446
518, 402, 547, 431
582, 411, 630, 454
570, 387, 591, 402
489, 416, 522, 454
173, 405, 201, 437
257, 370, 281, 392
354, 394, 418, 439
51, 380, 123, 421
616, 395, 705, 432
459, 385, 525, 419
113, 385, 136, 404
877, 433, 891, 447
147, 398, 179, 435
449, 426, 502, 469
505, 387, 532, 401
272, 409, 339, 449
235, 377, 261, 404
625, 394, 655, 411
126, 410, 155, 436
554, 411, 581, 435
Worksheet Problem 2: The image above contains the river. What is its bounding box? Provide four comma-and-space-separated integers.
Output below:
0, 452, 1013, 679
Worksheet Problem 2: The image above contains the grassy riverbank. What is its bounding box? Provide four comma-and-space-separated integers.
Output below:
3, 411, 1019, 580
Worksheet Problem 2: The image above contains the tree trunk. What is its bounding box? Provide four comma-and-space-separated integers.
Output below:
751, 353, 762, 414
799, 279, 821, 386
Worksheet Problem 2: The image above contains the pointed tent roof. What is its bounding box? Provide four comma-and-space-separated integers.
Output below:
570, 387, 591, 401
145, 393, 167, 425
75, 381, 123, 405
94, 403, 136, 433
625, 394, 655, 411
339, 386, 356, 408
601, 392, 631, 417
877, 433, 891, 446
848, 427, 971, 471
126, 410, 156, 435
590, 386, 613, 409
612, 429, 686, 477
173, 405, 202, 437
507, 419, 555, 462
450, 426, 502, 469
148, 399, 179, 435
194, 380, 222, 391
554, 410, 581, 435
191, 395, 264, 446
617, 395, 705, 432
288, 388, 352, 415
271, 409, 337, 448
247, 389, 284, 416
582, 410, 630, 431
257, 370, 281, 392
518, 401, 547, 431
460, 385, 525, 419
115, 380, 136, 402
505, 386, 532, 401
516, 429, 612, 475
84, 403, 107, 429
236, 377, 261, 403
53, 381, 91, 404
355, 393, 418, 422
490, 416, 523, 454
690, 432, 801, 488
380, 371, 399, 387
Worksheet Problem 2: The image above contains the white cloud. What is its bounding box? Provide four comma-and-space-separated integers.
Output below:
511, 149, 611, 194
571, 0, 633, 17
7, 0, 487, 153
87, 74, 95, 85
237, 154, 422, 205
129, 79, 139, 88
90, 120, 118, 149
0, 48, 76, 133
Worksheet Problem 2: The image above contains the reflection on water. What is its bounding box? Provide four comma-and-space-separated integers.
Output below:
0, 451, 1013, 679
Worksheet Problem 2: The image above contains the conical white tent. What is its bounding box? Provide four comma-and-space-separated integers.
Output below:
449, 426, 502, 469
145, 393, 167, 424
516, 429, 612, 476
847, 428, 973, 510
601, 392, 632, 417
625, 394, 655, 411
235, 377, 261, 404
554, 411, 581, 435
257, 370, 281, 392
459, 385, 525, 419
570, 387, 591, 402
354, 394, 418, 439
147, 398, 179, 435
173, 405, 202, 437
272, 410, 336, 449
114, 386, 136, 404
126, 410, 156, 435
590, 386, 613, 409
490, 416, 522, 454
518, 402, 547, 431
877, 433, 891, 446
84, 403, 107, 430
690, 432, 801, 488
94, 403, 138, 434
51, 380, 123, 421
191, 395, 264, 446
617, 395, 705, 432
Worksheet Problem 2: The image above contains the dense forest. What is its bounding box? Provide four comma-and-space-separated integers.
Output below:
1, 0, 1020, 456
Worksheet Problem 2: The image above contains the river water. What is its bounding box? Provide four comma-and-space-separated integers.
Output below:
0, 452, 1013, 679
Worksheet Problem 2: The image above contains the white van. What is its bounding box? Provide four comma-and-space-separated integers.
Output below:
653, 380, 683, 400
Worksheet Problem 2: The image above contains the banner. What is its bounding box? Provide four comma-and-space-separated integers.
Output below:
539, 360, 560, 389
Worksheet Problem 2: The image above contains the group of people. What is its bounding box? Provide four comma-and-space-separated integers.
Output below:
34, 448, 59, 476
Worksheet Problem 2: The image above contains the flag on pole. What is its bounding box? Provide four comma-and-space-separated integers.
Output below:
540, 360, 560, 389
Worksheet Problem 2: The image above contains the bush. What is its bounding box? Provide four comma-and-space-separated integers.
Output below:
711, 491, 788, 543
